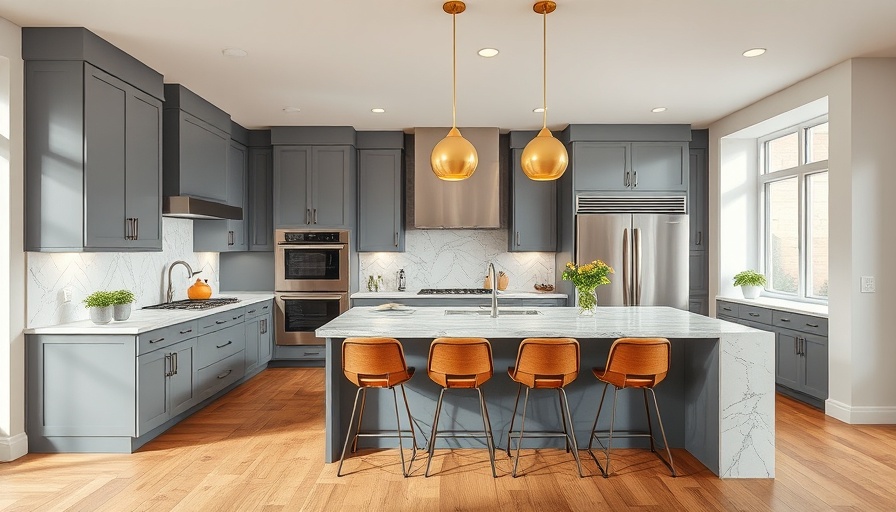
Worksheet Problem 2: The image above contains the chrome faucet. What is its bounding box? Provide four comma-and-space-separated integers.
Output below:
487, 262, 499, 318
167, 260, 200, 303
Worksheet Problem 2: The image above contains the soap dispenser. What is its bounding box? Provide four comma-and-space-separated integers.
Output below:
398, 269, 406, 292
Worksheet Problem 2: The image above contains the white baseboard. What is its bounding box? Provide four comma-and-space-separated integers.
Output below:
0, 432, 28, 462
826, 399, 896, 424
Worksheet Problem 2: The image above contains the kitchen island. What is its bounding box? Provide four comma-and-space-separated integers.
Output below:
317, 306, 775, 478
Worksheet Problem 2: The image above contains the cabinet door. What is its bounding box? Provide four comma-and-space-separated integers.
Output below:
227, 140, 248, 251
178, 112, 229, 203
312, 146, 352, 227
510, 148, 557, 252
689, 251, 707, 292
801, 334, 828, 400
573, 142, 629, 191
137, 348, 170, 436
84, 64, 127, 249
630, 142, 688, 191
245, 317, 260, 370
688, 298, 707, 316
274, 146, 312, 227
125, 89, 163, 250
258, 314, 273, 365
169, 339, 197, 416
249, 147, 274, 251
358, 149, 403, 251
775, 331, 801, 390
688, 148, 707, 249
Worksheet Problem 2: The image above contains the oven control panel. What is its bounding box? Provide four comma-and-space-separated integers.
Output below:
281, 231, 345, 243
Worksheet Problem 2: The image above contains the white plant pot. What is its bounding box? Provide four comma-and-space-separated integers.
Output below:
89, 305, 114, 325
113, 303, 133, 321
741, 285, 763, 299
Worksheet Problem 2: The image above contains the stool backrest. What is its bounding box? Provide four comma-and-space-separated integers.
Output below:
428, 337, 493, 388
511, 338, 580, 388
342, 337, 410, 388
602, 337, 671, 388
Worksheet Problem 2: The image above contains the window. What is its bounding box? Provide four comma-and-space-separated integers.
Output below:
759, 119, 828, 301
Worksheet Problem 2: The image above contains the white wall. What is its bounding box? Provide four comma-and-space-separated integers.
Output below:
710, 58, 896, 423
0, 16, 26, 461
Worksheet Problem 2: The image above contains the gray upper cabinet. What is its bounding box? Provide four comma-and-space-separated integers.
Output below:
509, 132, 557, 252
630, 142, 688, 191
193, 134, 248, 252
272, 127, 357, 229
689, 146, 707, 249
572, 142, 630, 191
573, 141, 687, 192
24, 28, 164, 252
248, 130, 274, 251
358, 149, 404, 251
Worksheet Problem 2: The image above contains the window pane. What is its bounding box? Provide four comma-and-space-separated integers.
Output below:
766, 132, 799, 173
808, 172, 829, 297
807, 122, 829, 163
767, 177, 799, 294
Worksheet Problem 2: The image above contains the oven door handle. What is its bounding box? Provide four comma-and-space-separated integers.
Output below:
276, 243, 346, 250
277, 294, 346, 301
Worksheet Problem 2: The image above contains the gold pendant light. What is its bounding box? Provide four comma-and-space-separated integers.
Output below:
431, 1, 478, 181
521, 1, 568, 181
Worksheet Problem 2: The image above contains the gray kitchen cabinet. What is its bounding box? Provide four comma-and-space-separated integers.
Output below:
193, 139, 248, 252
245, 301, 273, 374
137, 337, 197, 436
688, 132, 708, 315
248, 144, 274, 251
162, 84, 231, 203
573, 141, 687, 192
25, 61, 163, 252
508, 134, 557, 252
358, 149, 404, 251
775, 331, 802, 391
273, 146, 311, 227
273, 145, 355, 228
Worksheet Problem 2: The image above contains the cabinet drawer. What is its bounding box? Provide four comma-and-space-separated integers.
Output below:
294, 346, 325, 360
716, 301, 739, 318
138, 321, 197, 355
196, 350, 245, 400
738, 304, 771, 324
197, 307, 246, 335
773, 311, 828, 336
197, 324, 246, 369
245, 300, 273, 320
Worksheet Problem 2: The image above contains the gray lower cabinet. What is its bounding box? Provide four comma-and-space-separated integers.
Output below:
137, 337, 197, 435
509, 146, 557, 252
245, 301, 273, 373
358, 149, 404, 251
688, 137, 708, 315
573, 141, 687, 192
248, 146, 274, 251
717, 299, 828, 408
25, 61, 163, 251
274, 145, 355, 228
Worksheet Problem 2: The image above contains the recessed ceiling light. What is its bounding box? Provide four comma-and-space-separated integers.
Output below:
651, 107, 667, 113
222, 47, 248, 58
478, 48, 499, 58
742, 48, 766, 58
371, 108, 386, 113
282, 107, 301, 113
533, 107, 545, 113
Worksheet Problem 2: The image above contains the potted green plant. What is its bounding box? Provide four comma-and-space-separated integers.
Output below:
733, 270, 767, 299
83, 290, 116, 324
111, 289, 136, 321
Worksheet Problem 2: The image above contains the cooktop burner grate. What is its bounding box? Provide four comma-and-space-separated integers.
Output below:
417, 288, 492, 295
143, 297, 241, 310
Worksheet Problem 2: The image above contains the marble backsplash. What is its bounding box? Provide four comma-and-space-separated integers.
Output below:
26, 217, 219, 328
359, 229, 555, 292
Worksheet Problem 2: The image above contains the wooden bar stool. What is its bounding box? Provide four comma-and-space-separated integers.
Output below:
425, 337, 498, 477
337, 337, 419, 478
506, 337, 584, 478
587, 337, 676, 477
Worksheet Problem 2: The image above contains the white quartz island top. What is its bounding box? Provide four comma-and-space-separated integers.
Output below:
318, 305, 760, 339
25, 292, 275, 335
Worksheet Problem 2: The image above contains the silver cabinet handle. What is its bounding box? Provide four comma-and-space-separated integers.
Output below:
260, 318, 267, 335
172, 351, 178, 375
248, 309, 257, 315
722, 307, 732, 312
165, 354, 173, 377
179, 328, 193, 334
624, 171, 630, 187
633, 170, 638, 188
216, 340, 233, 349
696, 231, 702, 246
313, 208, 318, 224
149, 337, 165, 344
233, 314, 244, 320
306, 209, 311, 225
800, 337, 805, 356
262, 305, 269, 310
516, 231, 521, 247
780, 318, 791, 322
806, 323, 819, 328
217, 369, 233, 379
227, 231, 234, 246
394, 231, 399, 247
748, 312, 760, 317
215, 320, 227, 325
134, 218, 138, 240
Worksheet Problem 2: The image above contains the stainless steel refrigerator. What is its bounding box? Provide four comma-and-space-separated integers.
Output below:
575, 196, 689, 308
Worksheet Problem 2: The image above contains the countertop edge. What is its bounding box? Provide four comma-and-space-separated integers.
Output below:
715, 295, 828, 318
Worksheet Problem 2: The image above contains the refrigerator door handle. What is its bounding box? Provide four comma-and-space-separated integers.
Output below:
633, 227, 642, 305
622, 228, 630, 306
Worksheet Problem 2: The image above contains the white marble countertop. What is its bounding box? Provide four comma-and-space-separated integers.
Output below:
317, 305, 764, 339
350, 290, 567, 299
25, 292, 275, 335
715, 295, 828, 317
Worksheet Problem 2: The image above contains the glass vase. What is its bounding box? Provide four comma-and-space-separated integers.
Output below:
576, 287, 597, 316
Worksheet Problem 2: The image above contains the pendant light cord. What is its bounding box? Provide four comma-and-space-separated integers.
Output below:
542, 9, 547, 130
452, 11, 458, 129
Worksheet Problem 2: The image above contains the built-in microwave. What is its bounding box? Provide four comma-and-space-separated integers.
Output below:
274, 230, 349, 292
274, 292, 349, 345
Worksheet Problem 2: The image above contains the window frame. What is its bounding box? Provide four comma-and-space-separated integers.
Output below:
758, 116, 829, 304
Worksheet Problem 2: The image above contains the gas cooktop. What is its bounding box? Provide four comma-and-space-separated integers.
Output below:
143, 297, 241, 310
417, 288, 492, 295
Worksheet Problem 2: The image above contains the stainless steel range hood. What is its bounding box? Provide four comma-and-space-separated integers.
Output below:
414, 127, 500, 229
162, 196, 243, 220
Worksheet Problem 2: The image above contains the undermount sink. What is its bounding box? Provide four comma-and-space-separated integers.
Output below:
444, 309, 542, 316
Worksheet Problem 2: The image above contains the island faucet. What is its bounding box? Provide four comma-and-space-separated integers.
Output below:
487, 262, 499, 318
167, 260, 200, 303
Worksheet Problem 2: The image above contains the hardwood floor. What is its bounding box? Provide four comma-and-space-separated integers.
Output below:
2, 368, 896, 511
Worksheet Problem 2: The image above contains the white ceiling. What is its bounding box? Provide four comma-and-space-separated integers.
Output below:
3, 0, 896, 132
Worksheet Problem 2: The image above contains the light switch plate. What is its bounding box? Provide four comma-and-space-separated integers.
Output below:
62, 287, 73, 303
861, 276, 875, 293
